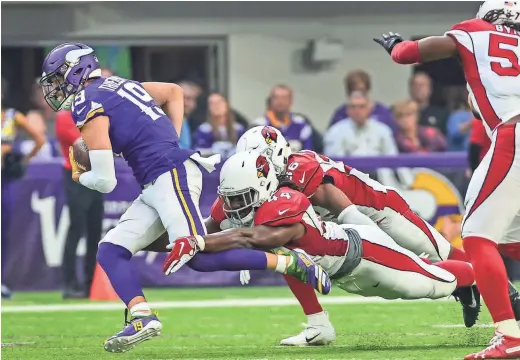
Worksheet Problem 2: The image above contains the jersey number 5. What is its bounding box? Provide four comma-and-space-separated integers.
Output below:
488, 33, 520, 77
117, 83, 166, 120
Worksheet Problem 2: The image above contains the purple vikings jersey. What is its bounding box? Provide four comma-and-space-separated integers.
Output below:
71, 76, 195, 186
252, 113, 313, 152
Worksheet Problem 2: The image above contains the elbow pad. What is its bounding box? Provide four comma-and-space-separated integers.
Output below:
337, 205, 376, 226
79, 149, 117, 193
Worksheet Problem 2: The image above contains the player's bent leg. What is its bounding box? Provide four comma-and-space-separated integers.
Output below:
375, 191, 451, 262
98, 196, 166, 353
462, 125, 520, 359
143, 160, 207, 242
336, 225, 457, 300
279, 275, 336, 346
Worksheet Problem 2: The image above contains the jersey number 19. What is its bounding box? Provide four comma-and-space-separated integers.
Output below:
117, 82, 166, 121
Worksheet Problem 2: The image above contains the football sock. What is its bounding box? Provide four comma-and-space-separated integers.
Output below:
97, 242, 144, 306
464, 236, 515, 324
434, 260, 474, 287
284, 274, 323, 315
496, 319, 520, 338
307, 311, 332, 326
130, 302, 152, 318
187, 249, 268, 272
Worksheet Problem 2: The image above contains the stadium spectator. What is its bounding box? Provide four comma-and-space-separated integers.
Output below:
194, 93, 245, 158
178, 80, 202, 149
409, 72, 450, 135
393, 99, 447, 154
329, 69, 396, 132
252, 84, 314, 152
55, 110, 104, 299
19, 82, 60, 159
324, 91, 397, 157
446, 94, 473, 152
1, 78, 45, 299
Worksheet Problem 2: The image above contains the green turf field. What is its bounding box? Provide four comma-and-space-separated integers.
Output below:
1, 287, 495, 360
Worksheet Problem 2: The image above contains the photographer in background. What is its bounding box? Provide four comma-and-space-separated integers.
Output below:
1, 78, 45, 299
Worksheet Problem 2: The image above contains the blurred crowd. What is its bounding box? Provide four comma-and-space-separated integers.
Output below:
2, 69, 489, 164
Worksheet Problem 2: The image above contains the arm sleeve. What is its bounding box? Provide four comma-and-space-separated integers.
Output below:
78, 149, 117, 193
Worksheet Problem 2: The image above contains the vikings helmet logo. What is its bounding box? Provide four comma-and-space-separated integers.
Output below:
256, 155, 270, 178
261, 126, 278, 145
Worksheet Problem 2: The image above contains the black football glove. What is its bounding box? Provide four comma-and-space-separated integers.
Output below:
373, 32, 404, 55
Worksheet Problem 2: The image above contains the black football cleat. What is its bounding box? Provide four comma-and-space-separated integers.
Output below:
452, 285, 481, 328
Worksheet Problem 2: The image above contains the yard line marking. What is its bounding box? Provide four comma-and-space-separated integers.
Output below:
2, 296, 450, 313
432, 324, 494, 328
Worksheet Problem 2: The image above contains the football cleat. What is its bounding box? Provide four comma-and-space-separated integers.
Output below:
465, 332, 520, 359
103, 309, 162, 353
452, 285, 481, 328
284, 249, 332, 295
280, 322, 336, 346
489, 292, 520, 345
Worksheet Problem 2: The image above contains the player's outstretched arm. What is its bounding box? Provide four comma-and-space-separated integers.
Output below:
374, 32, 457, 64
76, 115, 117, 193
201, 224, 305, 252
142, 82, 184, 136
312, 183, 375, 226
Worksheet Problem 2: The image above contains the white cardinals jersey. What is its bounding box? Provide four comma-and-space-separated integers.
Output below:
445, 19, 520, 136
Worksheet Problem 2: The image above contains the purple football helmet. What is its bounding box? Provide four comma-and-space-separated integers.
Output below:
39, 43, 100, 111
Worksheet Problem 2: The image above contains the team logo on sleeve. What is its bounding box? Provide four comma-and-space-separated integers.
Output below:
256, 155, 270, 178
261, 126, 278, 145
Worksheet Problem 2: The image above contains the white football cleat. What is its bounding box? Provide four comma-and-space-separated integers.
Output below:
279, 312, 336, 346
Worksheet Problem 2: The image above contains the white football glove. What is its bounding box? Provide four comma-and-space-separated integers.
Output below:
239, 270, 251, 285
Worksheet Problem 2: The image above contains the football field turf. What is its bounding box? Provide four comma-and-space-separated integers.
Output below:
1, 286, 495, 360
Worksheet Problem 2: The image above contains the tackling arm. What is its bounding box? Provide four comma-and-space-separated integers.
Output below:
200, 223, 306, 252
311, 183, 375, 226
77, 116, 117, 193
142, 82, 184, 136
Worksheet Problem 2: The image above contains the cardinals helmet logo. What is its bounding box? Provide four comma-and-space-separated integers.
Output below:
256, 155, 270, 178
261, 126, 278, 145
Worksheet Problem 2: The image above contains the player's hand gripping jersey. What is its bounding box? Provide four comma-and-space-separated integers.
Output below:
445, 18, 520, 136
286, 150, 451, 262
252, 187, 457, 300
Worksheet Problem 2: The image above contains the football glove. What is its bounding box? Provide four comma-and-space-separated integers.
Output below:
163, 235, 205, 275
373, 32, 404, 55
68, 146, 83, 182
239, 270, 251, 285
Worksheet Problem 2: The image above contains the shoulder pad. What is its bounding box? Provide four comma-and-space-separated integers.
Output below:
254, 187, 310, 227
451, 18, 493, 32
287, 152, 324, 197
71, 87, 108, 129
210, 197, 226, 224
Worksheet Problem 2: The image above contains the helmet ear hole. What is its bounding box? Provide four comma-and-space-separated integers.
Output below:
278, 149, 283, 156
